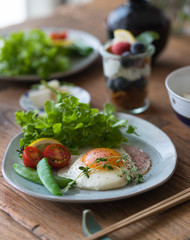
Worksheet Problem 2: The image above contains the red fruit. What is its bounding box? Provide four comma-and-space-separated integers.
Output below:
22, 146, 44, 169
50, 31, 67, 40
44, 144, 71, 168
111, 42, 131, 55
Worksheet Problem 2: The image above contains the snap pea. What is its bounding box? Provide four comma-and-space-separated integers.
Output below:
13, 163, 72, 188
54, 175, 72, 188
37, 158, 63, 196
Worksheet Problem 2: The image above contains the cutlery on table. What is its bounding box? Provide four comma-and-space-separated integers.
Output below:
82, 209, 111, 240
82, 188, 190, 240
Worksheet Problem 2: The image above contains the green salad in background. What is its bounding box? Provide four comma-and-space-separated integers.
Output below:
0, 29, 93, 79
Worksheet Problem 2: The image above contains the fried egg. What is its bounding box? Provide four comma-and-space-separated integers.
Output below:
57, 146, 132, 191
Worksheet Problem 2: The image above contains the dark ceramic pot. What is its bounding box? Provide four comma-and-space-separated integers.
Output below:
106, 0, 170, 60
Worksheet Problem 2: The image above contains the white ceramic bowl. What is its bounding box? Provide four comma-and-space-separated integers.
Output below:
165, 66, 190, 127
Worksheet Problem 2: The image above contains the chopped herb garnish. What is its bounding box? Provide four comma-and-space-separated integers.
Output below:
62, 180, 76, 193
16, 145, 25, 159
95, 158, 108, 163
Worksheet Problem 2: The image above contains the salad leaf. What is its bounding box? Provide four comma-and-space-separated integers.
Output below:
136, 31, 160, 47
0, 29, 93, 79
15, 94, 136, 154
59, 41, 93, 57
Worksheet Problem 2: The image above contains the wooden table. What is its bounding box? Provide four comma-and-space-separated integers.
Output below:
0, 1, 190, 239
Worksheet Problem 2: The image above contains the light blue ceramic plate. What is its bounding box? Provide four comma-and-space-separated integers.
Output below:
19, 85, 91, 112
2, 113, 177, 203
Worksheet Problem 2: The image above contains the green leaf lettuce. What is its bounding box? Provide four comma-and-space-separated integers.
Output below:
15, 95, 136, 154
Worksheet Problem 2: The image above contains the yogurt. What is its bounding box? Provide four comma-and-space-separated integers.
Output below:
100, 41, 154, 113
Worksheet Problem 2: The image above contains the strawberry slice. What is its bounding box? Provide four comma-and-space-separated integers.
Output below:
111, 41, 131, 55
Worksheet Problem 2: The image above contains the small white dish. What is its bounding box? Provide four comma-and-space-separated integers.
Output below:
19, 85, 91, 112
2, 113, 177, 203
165, 66, 190, 127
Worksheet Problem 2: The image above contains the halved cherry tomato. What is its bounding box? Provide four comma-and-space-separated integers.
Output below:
44, 144, 71, 168
50, 31, 67, 40
22, 146, 44, 169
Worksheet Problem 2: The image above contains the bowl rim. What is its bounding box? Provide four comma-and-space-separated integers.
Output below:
165, 65, 190, 103
99, 40, 155, 59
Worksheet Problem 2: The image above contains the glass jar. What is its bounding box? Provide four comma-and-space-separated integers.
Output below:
100, 42, 155, 114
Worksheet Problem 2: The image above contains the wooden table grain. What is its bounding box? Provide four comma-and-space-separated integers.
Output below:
0, 0, 190, 239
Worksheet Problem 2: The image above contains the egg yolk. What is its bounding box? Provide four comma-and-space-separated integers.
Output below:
81, 148, 122, 169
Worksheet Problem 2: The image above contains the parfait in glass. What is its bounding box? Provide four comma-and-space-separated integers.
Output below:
100, 29, 156, 114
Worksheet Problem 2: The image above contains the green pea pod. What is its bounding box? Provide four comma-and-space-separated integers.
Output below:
54, 175, 72, 188
13, 163, 42, 184
13, 163, 72, 188
37, 158, 63, 196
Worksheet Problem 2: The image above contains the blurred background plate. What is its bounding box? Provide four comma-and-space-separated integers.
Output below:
0, 28, 101, 81
19, 85, 91, 112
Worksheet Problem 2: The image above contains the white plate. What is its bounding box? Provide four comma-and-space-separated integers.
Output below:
0, 28, 101, 81
2, 113, 177, 203
19, 85, 91, 112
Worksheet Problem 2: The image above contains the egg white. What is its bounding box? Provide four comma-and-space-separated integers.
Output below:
57, 146, 132, 191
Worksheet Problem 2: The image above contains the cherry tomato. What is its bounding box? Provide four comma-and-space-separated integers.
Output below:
22, 146, 44, 169
50, 31, 67, 40
44, 144, 71, 168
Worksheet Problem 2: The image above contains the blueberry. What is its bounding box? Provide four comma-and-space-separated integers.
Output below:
114, 77, 131, 91
107, 77, 131, 91
134, 77, 147, 90
120, 51, 134, 68
130, 42, 146, 55
107, 79, 117, 91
